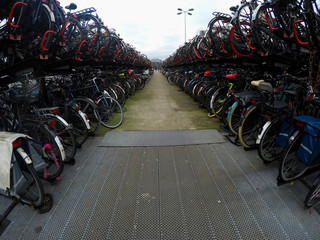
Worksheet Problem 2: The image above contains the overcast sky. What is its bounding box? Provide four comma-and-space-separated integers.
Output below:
61, 0, 241, 60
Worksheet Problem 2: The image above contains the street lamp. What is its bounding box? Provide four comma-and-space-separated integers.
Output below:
177, 8, 194, 43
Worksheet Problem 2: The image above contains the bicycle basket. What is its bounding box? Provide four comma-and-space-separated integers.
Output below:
295, 116, 320, 166
276, 118, 295, 147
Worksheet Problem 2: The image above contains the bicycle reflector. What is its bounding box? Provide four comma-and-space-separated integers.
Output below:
52, 108, 59, 114
48, 120, 56, 128
296, 120, 306, 129
264, 115, 271, 121
250, 99, 256, 104
12, 138, 22, 149
76, 104, 81, 111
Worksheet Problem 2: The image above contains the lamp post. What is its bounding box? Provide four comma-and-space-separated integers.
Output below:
177, 8, 194, 43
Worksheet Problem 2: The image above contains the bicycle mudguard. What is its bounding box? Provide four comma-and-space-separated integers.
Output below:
227, 100, 239, 123
238, 102, 259, 127
54, 135, 66, 161
256, 120, 271, 145
78, 110, 91, 130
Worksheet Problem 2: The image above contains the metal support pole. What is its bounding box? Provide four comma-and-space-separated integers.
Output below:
184, 12, 186, 43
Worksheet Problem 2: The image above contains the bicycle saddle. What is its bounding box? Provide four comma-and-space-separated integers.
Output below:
226, 73, 237, 80
258, 81, 282, 94
229, 5, 238, 12
251, 80, 264, 87
65, 3, 77, 10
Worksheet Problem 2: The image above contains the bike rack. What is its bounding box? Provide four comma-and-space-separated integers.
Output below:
73, 7, 96, 16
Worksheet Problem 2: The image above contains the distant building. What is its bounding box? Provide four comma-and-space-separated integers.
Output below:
151, 58, 162, 69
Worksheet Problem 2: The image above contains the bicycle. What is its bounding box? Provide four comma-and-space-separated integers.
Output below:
278, 115, 320, 183
71, 76, 123, 129
0, 132, 52, 212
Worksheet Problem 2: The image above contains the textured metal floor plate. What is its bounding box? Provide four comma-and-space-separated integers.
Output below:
99, 129, 225, 147
1, 136, 320, 240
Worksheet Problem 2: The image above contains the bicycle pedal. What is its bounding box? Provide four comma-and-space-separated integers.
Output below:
9, 34, 21, 41
40, 54, 48, 60
283, 32, 294, 38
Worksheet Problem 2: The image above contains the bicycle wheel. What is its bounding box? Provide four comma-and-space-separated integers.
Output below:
73, 97, 101, 135
220, 95, 236, 126
113, 85, 126, 107
60, 17, 84, 58
252, 4, 288, 54
210, 86, 228, 118
14, 3, 55, 61
23, 120, 65, 180
49, 115, 76, 162
97, 96, 123, 129
14, 148, 44, 207
280, 131, 308, 181
258, 118, 285, 162
228, 101, 242, 135
238, 104, 264, 148
63, 106, 88, 147
305, 183, 320, 208
167, 76, 175, 85
79, 14, 101, 57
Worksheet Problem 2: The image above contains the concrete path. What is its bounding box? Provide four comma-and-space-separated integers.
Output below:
97, 71, 219, 133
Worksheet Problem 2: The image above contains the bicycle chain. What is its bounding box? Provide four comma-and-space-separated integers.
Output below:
308, 47, 320, 94
308, 48, 313, 88
314, 61, 320, 93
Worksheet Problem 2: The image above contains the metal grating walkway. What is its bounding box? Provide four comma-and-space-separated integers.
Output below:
100, 129, 225, 147
1, 133, 320, 239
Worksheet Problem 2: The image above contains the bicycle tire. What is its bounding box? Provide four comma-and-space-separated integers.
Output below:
79, 14, 101, 57
167, 76, 175, 85
14, 3, 54, 61
238, 104, 264, 148
73, 97, 101, 135
23, 120, 65, 180
49, 115, 76, 162
220, 95, 236, 126
211, 86, 228, 118
252, 4, 288, 54
14, 148, 44, 207
113, 85, 126, 107
228, 101, 242, 135
135, 77, 146, 90
258, 118, 285, 162
63, 106, 88, 147
97, 96, 123, 129
304, 183, 320, 208
280, 131, 308, 182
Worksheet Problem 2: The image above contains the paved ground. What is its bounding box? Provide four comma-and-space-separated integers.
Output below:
1, 135, 320, 240
97, 71, 219, 134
